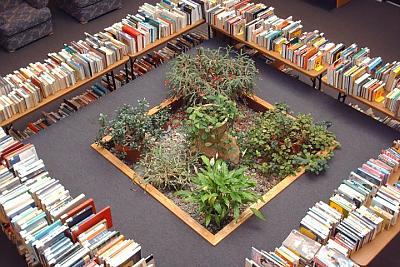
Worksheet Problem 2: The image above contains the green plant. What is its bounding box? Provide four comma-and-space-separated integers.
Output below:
95, 99, 170, 152
139, 129, 198, 191
240, 103, 339, 177
166, 47, 258, 106
177, 156, 264, 228
185, 94, 239, 142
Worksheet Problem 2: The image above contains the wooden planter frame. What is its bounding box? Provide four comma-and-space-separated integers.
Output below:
91, 95, 336, 246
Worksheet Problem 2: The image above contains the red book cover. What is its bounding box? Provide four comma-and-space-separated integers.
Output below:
122, 25, 143, 51
0, 141, 23, 160
28, 123, 40, 133
71, 206, 112, 242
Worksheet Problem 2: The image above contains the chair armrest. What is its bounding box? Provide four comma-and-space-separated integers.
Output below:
25, 0, 49, 9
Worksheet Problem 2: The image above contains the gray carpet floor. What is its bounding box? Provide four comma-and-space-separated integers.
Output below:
1, 38, 399, 266
0, 0, 400, 266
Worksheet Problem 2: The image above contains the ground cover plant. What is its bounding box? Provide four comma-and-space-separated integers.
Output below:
96, 48, 339, 232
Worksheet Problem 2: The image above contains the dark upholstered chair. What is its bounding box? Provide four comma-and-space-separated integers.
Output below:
57, 0, 122, 24
0, 0, 52, 52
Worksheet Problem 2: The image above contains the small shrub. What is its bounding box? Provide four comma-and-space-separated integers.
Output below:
240, 104, 339, 177
177, 156, 264, 228
166, 47, 258, 106
140, 129, 197, 191
95, 99, 170, 152
185, 94, 239, 142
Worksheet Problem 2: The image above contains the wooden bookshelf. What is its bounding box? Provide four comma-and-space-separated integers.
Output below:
128, 19, 206, 58
0, 20, 206, 128
0, 56, 130, 127
321, 76, 399, 120
209, 25, 328, 79
350, 169, 400, 266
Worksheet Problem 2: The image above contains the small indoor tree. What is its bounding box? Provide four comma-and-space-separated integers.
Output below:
166, 47, 258, 106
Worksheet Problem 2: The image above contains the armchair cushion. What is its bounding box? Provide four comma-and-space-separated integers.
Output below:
0, 2, 51, 37
0, 0, 24, 13
25, 0, 49, 9
70, 0, 102, 8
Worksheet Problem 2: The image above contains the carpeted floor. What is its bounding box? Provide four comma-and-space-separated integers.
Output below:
0, 1, 400, 266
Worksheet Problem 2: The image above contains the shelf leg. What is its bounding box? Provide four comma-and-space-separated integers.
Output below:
318, 74, 322, 91
106, 73, 111, 89
3, 124, 11, 135
111, 71, 117, 90
207, 25, 212, 39
337, 92, 347, 103
130, 57, 137, 80
311, 77, 316, 88
124, 62, 130, 84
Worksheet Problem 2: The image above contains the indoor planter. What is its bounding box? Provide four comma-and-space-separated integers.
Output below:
91, 94, 338, 245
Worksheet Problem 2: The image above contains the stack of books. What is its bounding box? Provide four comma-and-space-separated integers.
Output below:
105, 0, 204, 55
204, 1, 332, 72
326, 45, 400, 108
0, 129, 155, 267
299, 201, 343, 244
245, 140, 400, 267
0, 36, 128, 123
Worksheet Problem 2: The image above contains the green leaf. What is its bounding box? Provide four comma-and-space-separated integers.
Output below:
233, 206, 240, 220
205, 214, 211, 227
251, 208, 266, 221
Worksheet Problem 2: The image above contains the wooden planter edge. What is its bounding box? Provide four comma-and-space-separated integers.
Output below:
91, 95, 337, 246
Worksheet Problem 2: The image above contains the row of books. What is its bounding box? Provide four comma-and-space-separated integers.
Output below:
0, 0, 206, 123
105, 0, 204, 55
385, 88, 400, 117
0, 129, 155, 267
204, 1, 332, 72
245, 140, 400, 267
326, 46, 400, 100
5, 31, 207, 141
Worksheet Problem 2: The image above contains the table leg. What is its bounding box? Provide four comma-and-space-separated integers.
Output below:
124, 62, 130, 84
111, 70, 117, 90
337, 92, 347, 103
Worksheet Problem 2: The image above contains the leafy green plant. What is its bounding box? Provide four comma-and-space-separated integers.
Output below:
166, 47, 258, 106
95, 99, 170, 152
240, 103, 339, 177
177, 156, 264, 228
140, 129, 198, 191
185, 94, 239, 142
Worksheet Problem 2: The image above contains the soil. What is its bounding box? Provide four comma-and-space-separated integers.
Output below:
127, 104, 285, 234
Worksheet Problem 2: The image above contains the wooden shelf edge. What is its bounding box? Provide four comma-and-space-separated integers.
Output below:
0, 57, 130, 127
209, 25, 327, 78
321, 76, 398, 120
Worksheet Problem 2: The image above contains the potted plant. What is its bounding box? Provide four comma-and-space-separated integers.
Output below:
185, 94, 241, 163
95, 99, 170, 163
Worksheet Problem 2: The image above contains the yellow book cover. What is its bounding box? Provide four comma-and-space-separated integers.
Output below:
373, 86, 385, 103
275, 38, 287, 54
299, 226, 318, 241
329, 199, 347, 217
314, 55, 323, 72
